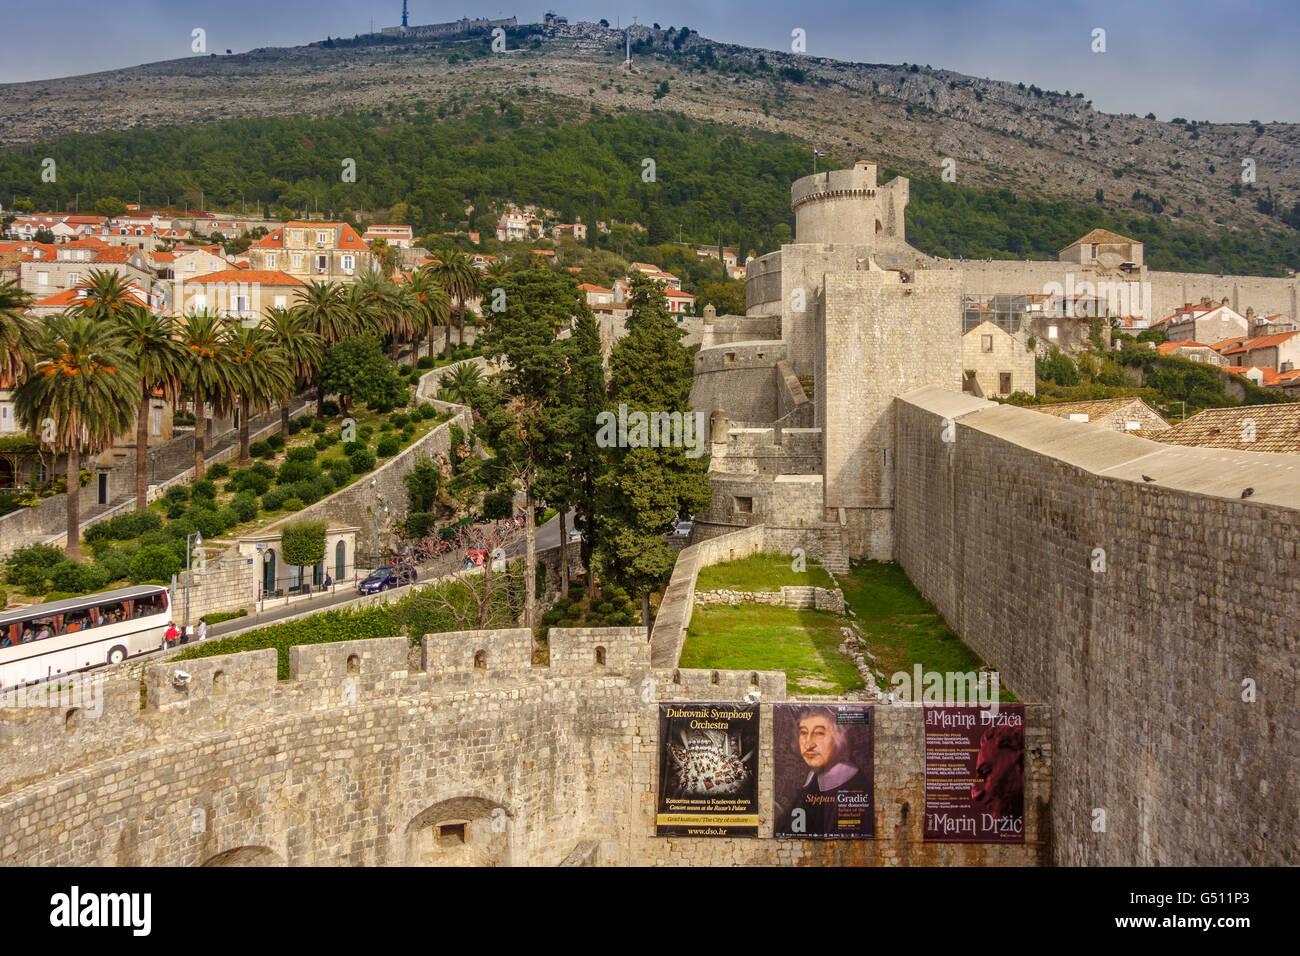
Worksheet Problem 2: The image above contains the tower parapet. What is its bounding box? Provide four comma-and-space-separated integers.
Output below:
792, 161, 907, 246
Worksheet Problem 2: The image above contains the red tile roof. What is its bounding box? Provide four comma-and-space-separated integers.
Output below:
184, 269, 304, 286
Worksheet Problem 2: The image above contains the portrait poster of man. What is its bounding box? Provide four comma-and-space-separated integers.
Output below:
773, 703, 875, 839
923, 704, 1025, 843
656, 702, 760, 837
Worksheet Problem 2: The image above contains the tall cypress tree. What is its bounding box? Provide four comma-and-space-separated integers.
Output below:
598, 274, 712, 630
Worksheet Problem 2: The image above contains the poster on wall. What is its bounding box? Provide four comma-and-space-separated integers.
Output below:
656, 702, 760, 837
773, 703, 875, 840
923, 704, 1026, 843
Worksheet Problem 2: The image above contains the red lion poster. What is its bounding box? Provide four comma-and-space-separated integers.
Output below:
923, 704, 1025, 843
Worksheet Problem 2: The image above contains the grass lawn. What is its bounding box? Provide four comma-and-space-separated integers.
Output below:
694, 552, 835, 592
839, 561, 1017, 701
679, 604, 863, 695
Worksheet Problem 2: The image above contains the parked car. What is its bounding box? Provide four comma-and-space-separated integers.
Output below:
669, 521, 693, 538
356, 564, 417, 595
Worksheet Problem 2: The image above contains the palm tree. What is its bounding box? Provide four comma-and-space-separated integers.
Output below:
355, 269, 407, 361
78, 269, 136, 322
264, 307, 323, 442
403, 270, 449, 370
292, 280, 350, 416
426, 252, 479, 356
370, 237, 398, 276
13, 312, 139, 561
341, 281, 384, 341
178, 311, 236, 479
0, 279, 36, 387
116, 307, 188, 512
226, 323, 294, 464
438, 360, 483, 406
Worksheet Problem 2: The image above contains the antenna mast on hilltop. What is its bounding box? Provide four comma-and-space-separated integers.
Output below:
401, 0, 409, 28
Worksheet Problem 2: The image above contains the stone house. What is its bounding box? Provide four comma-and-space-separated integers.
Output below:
962, 320, 1036, 398
1157, 301, 1249, 343
1058, 228, 1144, 272
1220, 330, 1300, 374
180, 269, 305, 324
1156, 340, 1225, 366
247, 222, 375, 283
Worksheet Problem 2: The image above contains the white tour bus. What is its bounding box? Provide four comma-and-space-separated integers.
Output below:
0, 584, 171, 689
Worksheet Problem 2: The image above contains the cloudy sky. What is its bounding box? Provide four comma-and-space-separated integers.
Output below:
1, 0, 1295, 123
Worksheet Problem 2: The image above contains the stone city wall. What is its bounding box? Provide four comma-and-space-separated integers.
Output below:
0, 625, 1050, 866
892, 385, 1299, 866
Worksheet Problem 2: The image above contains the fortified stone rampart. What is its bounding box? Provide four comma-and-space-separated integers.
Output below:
690, 340, 791, 424
0, 624, 1051, 866
892, 385, 1299, 866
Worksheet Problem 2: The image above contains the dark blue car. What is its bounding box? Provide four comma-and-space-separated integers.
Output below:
357, 564, 417, 595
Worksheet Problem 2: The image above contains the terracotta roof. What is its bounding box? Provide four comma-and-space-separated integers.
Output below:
1157, 340, 1213, 355
184, 269, 304, 286
1221, 365, 1281, 385
664, 288, 695, 298
150, 251, 176, 262
91, 248, 136, 263
1155, 404, 1300, 454
577, 283, 611, 293
61, 237, 111, 249
1061, 228, 1140, 250
1209, 337, 1249, 351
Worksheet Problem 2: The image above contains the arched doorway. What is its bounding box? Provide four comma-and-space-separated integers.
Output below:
262, 549, 276, 595
335, 540, 347, 581
200, 846, 285, 867
405, 797, 511, 866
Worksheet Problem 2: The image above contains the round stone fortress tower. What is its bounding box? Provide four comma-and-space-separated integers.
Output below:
790, 160, 909, 246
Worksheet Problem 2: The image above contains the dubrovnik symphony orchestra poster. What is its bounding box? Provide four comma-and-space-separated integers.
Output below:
923, 704, 1025, 843
656, 703, 760, 837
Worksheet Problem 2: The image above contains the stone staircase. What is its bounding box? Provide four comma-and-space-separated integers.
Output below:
820, 524, 851, 574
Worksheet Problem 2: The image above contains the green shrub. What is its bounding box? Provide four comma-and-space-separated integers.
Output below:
207, 462, 230, 479
163, 517, 196, 541
287, 418, 305, 435
191, 497, 218, 513
230, 469, 271, 496
390, 413, 409, 428
251, 461, 277, 480
277, 460, 320, 485
282, 520, 327, 567
358, 425, 374, 440
201, 609, 248, 625
378, 422, 394, 433
417, 403, 437, 420
48, 560, 108, 595
376, 435, 401, 457
348, 450, 375, 474
163, 484, 190, 505
325, 457, 353, 481
285, 445, 317, 462
94, 544, 138, 583
405, 511, 436, 538
232, 491, 260, 523
417, 356, 435, 369
313, 435, 334, 451
262, 489, 286, 511
249, 440, 273, 459
321, 400, 340, 417
14, 563, 51, 595
188, 508, 225, 538
128, 545, 182, 583
311, 421, 326, 434
217, 506, 241, 531
191, 478, 218, 500
267, 433, 285, 450
281, 497, 305, 512
341, 440, 364, 456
